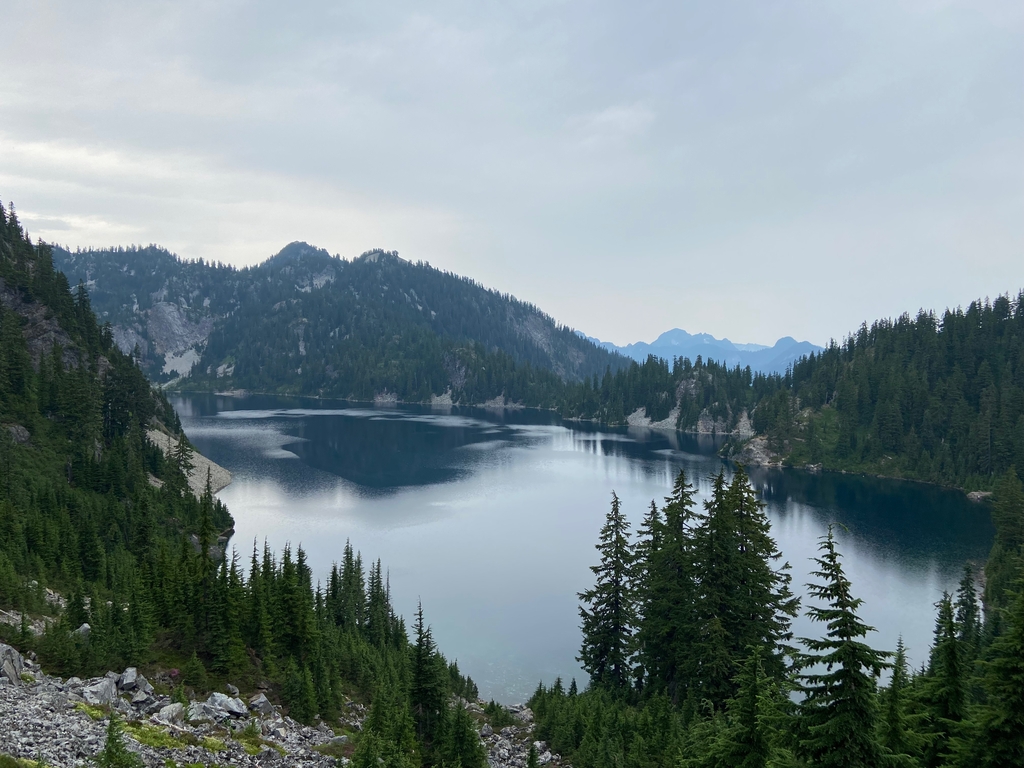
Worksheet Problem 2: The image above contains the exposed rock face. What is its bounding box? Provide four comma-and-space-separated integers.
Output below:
147, 429, 232, 497
731, 435, 783, 467
145, 302, 214, 359
0, 276, 80, 370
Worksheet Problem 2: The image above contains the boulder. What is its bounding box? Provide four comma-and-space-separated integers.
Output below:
131, 688, 152, 706
207, 691, 248, 717
156, 702, 185, 726
249, 692, 276, 716
330, 735, 349, 746
72, 623, 91, 639
119, 667, 138, 690
0, 644, 25, 687
480, 723, 493, 737
136, 674, 154, 695
226, 683, 240, 696
81, 677, 117, 706
187, 701, 218, 722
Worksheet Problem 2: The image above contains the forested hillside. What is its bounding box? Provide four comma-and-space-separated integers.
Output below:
750, 297, 1024, 490
51, 235, 1022, 491
543, 466, 1024, 768
0, 201, 493, 767
52, 242, 626, 398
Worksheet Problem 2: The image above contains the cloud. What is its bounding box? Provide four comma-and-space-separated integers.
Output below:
0, 0, 1020, 345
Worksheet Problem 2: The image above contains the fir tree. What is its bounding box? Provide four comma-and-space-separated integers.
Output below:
952, 587, 1024, 768
879, 638, 923, 767
578, 491, 636, 692
636, 469, 699, 701
922, 594, 967, 768
713, 646, 789, 768
95, 712, 143, 768
410, 601, 449, 760
796, 527, 890, 768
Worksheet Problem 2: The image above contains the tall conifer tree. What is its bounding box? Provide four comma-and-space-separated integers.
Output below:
578, 491, 636, 692
797, 528, 890, 767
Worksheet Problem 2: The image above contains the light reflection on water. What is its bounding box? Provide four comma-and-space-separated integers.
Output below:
172, 394, 993, 703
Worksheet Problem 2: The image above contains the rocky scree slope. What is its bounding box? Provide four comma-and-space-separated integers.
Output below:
0, 642, 561, 768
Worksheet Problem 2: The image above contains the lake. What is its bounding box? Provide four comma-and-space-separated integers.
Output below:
171, 394, 995, 703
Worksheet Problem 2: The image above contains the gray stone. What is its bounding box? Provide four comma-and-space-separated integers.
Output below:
81, 677, 117, 706
72, 623, 91, 639
156, 702, 185, 725
130, 688, 152, 706
119, 667, 138, 690
136, 674, 154, 695
249, 692, 275, 716
226, 683, 239, 696
330, 735, 349, 745
0, 643, 25, 687
480, 723, 493, 737
187, 701, 217, 722
207, 691, 248, 717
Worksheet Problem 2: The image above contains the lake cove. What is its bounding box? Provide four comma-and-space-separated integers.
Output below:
172, 394, 994, 703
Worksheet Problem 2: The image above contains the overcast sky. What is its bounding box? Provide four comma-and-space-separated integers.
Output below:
2, 1, 1021, 346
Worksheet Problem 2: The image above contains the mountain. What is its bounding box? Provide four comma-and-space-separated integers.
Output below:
2, 201, 496, 760
52, 242, 628, 402
591, 328, 823, 374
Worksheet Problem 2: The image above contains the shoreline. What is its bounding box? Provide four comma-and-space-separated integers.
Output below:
165, 389, 991, 501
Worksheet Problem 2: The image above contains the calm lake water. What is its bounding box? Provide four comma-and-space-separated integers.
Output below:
171, 394, 994, 703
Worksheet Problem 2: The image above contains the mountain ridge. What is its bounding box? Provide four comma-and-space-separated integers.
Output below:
52, 242, 629, 400
589, 327, 823, 374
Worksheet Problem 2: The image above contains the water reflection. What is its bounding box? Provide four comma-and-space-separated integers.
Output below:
172, 394, 994, 702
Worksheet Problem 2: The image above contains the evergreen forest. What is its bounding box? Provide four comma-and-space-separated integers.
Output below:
0, 202, 487, 767
5, 196, 1023, 766
549, 465, 1024, 767
52, 240, 1023, 491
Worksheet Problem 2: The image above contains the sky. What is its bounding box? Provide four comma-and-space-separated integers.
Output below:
1, 1, 1021, 347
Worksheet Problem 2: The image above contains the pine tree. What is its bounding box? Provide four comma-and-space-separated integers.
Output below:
952, 587, 1024, 768
796, 527, 890, 767
713, 646, 788, 768
95, 712, 144, 768
879, 638, 923, 767
410, 601, 449, 760
953, 566, 981, 662
921, 594, 967, 767
636, 469, 699, 701
578, 491, 636, 692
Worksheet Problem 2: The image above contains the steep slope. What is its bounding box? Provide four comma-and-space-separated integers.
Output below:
52, 242, 627, 399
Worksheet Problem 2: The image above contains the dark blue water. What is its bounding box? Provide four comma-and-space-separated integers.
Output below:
172, 394, 994, 702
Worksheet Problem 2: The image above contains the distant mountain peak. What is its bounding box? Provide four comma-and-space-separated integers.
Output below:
590, 328, 822, 374
267, 241, 335, 264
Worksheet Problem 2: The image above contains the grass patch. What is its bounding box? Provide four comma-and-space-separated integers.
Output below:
0, 755, 51, 768
124, 723, 192, 750
75, 702, 107, 721
201, 737, 226, 752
